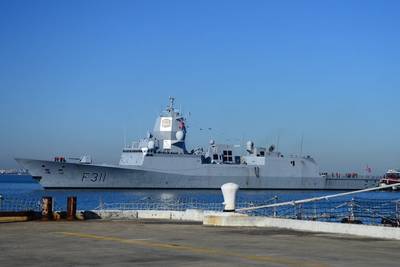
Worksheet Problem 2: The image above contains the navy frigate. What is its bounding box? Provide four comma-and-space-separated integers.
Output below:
16, 98, 380, 189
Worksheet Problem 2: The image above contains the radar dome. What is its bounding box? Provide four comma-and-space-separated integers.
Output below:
147, 140, 155, 150
209, 139, 215, 146
176, 130, 185, 141
246, 141, 254, 152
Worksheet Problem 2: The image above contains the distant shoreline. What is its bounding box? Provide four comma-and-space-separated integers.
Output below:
0, 173, 31, 176
0, 174, 35, 183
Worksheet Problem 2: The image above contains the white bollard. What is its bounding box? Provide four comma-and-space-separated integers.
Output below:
221, 183, 239, 212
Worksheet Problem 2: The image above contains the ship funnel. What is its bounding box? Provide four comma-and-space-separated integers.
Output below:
221, 183, 239, 212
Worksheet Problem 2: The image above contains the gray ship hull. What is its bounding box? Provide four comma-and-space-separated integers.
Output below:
16, 158, 379, 190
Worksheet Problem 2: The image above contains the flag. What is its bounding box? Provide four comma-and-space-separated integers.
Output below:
366, 165, 372, 173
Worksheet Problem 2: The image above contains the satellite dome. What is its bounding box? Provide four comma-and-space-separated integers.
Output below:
209, 139, 215, 145
176, 130, 185, 141
147, 140, 155, 150
246, 141, 254, 152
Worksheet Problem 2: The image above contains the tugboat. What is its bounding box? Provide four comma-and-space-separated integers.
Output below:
16, 97, 380, 190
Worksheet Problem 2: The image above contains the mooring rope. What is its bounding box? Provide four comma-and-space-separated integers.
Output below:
236, 182, 400, 212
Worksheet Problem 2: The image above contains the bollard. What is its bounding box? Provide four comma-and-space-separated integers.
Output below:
67, 196, 77, 221
41, 196, 53, 221
221, 183, 239, 212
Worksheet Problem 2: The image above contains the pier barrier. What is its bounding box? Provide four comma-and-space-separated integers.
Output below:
203, 214, 400, 240
92, 209, 219, 222
41, 197, 53, 221
221, 183, 239, 212
201, 182, 400, 240
67, 197, 77, 221
0, 211, 39, 223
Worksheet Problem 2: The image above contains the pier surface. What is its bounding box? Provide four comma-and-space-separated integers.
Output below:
1, 220, 400, 267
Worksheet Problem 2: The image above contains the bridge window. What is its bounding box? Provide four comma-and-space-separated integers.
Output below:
235, 156, 241, 164
223, 150, 233, 162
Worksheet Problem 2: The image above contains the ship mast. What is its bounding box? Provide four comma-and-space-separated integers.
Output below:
167, 96, 175, 113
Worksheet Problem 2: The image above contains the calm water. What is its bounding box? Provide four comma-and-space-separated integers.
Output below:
1, 175, 399, 211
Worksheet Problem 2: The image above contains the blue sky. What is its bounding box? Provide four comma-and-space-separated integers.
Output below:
0, 0, 399, 173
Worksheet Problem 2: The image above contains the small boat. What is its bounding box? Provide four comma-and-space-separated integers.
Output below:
379, 169, 400, 189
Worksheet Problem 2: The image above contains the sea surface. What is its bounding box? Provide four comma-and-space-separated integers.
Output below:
1, 175, 399, 212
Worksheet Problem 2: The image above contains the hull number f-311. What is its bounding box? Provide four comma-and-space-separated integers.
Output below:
82, 172, 106, 182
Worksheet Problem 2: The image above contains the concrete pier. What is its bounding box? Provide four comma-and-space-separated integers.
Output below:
87, 209, 400, 240
1, 220, 400, 267
204, 214, 400, 240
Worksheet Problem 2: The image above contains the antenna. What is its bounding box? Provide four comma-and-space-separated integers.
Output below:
241, 133, 245, 154
300, 134, 304, 157
276, 134, 280, 151
168, 96, 175, 111
123, 126, 127, 148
